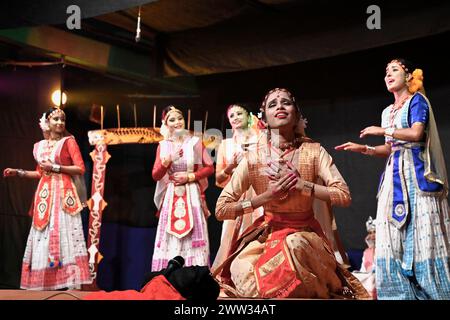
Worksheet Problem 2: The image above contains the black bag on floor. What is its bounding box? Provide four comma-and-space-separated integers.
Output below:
141, 257, 220, 301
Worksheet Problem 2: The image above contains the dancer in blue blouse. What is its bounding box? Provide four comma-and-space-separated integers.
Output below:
335, 59, 450, 299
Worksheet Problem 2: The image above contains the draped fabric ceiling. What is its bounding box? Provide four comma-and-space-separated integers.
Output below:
1, 0, 450, 83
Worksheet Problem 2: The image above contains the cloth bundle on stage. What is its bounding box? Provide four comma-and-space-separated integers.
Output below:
83, 263, 220, 301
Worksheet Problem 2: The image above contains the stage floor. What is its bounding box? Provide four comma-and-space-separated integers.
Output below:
0, 290, 93, 300
0, 290, 320, 300
0, 290, 255, 300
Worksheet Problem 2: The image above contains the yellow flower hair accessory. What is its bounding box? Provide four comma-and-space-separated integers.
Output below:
408, 68, 424, 94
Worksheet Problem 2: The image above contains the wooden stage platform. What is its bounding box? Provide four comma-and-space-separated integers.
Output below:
0, 290, 93, 300
0, 290, 243, 300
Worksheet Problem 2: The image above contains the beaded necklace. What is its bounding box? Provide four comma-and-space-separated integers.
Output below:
389, 94, 412, 127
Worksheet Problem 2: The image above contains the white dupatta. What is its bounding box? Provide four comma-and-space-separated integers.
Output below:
153, 134, 209, 210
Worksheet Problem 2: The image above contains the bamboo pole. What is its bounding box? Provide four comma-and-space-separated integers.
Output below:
204, 111, 208, 133
133, 104, 137, 127
116, 104, 120, 129
187, 109, 191, 131
101, 105, 104, 130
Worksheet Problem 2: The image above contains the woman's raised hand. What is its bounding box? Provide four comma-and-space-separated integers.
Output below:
359, 126, 384, 138
335, 142, 367, 153
3, 168, 17, 177
162, 148, 183, 166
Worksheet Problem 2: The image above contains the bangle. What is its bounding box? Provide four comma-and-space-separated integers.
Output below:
241, 200, 253, 215
363, 145, 376, 156
222, 169, 230, 177
51, 164, 61, 173
17, 169, 25, 177
384, 127, 395, 137
162, 158, 171, 168
301, 181, 315, 196
188, 173, 196, 182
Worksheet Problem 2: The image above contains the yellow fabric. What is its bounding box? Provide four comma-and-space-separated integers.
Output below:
229, 231, 343, 298
215, 134, 351, 221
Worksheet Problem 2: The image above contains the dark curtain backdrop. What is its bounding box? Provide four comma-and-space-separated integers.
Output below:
0, 66, 61, 288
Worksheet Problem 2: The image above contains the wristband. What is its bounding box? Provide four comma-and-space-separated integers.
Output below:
301, 181, 315, 196
241, 200, 253, 215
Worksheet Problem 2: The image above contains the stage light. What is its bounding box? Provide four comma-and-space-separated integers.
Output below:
51, 90, 67, 106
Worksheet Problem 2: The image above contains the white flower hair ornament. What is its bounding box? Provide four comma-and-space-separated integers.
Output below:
39, 113, 50, 132
160, 119, 170, 139
299, 117, 308, 130
295, 116, 308, 136
366, 216, 376, 233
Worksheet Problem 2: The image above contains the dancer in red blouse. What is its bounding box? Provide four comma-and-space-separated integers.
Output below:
151, 106, 214, 271
3, 107, 91, 290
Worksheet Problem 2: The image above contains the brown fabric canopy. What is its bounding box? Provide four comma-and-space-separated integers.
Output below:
2, 1, 449, 79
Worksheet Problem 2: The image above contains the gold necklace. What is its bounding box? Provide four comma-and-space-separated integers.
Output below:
390, 94, 412, 126
268, 141, 296, 167
46, 139, 58, 150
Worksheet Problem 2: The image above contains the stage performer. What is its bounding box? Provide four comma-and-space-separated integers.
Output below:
352, 216, 377, 299
3, 107, 91, 290
151, 106, 214, 271
214, 88, 370, 299
212, 104, 263, 273
335, 59, 450, 299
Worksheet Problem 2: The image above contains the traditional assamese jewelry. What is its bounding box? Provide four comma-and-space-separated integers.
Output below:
51, 164, 61, 173
241, 200, 254, 215
47, 108, 65, 120
163, 106, 183, 123
187, 173, 196, 183
388, 59, 409, 73
363, 145, 376, 156
160, 107, 184, 139
301, 180, 314, 196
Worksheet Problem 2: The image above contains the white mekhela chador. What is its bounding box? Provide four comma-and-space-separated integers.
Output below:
376, 92, 450, 299
151, 134, 214, 271
21, 136, 91, 290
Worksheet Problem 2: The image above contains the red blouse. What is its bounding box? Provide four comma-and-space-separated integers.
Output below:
152, 144, 214, 182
